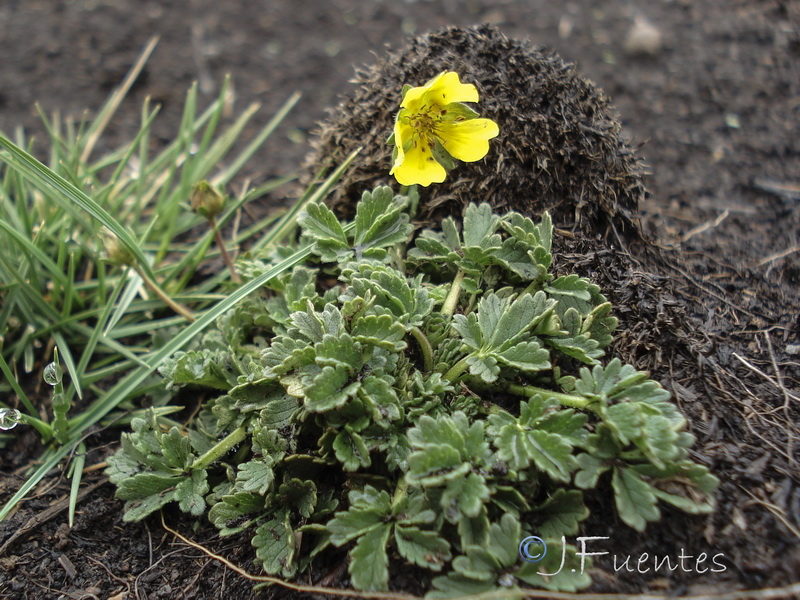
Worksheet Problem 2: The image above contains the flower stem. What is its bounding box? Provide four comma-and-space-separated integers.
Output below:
505, 382, 596, 410
210, 216, 241, 284
190, 426, 247, 471
410, 326, 434, 372
443, 356, 469, 383
134, 266, 195, 322
441, 269, 465, 317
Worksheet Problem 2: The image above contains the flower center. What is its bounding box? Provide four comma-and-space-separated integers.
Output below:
409, 106, 439, 135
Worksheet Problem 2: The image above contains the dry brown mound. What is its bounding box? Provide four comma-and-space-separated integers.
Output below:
307, 24, 646, 241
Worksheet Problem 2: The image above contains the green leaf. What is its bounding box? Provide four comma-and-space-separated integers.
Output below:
0, 133, 157, 281
605, 402, 645, 445
574, 453, 610, 489
407, 444, 469, 486
291, 302, 343, 343
315, 333, 363, 371
252, 510, 297, 578
495, 425, 576, 482
427, 573, 497, 600
115, 472, 180, 501
533, 489, 589, 538
159, 349, 236, 390
453, 292, 555, 382
358, 375, 401, 423
351, 314, 407, 351
495, 340, 550, 372
328, 487, 390, 545
304, 365, 358, 412
462, 203, 500, 249
452, 547, 501, 581
440, 472, 490, 521
122, 491, 178, 523
395, 526, 451, 570
441, 102, 480, 121
277, 478, 318, 518
261, 335, 315, 377
490, 237, 548, 281
457, 510, 490, 548
236, 460, 275, 495
353, 186, 411, 256
651, 487, 714, 515
612, 466, 660, 531
209, 492, 265, 535
639, 414, 680, 467
516, 539, 593, 591
175, 469, 209, 516
333, 427, 372, 471
349, 523, 392, 591
431, 137, 456, 171
465, 354, 500, 383
258, 393, 299, 428
348, 267, 433, 328
298, 202, 349, 261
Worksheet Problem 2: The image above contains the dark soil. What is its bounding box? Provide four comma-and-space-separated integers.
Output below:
1, 1, 799, 599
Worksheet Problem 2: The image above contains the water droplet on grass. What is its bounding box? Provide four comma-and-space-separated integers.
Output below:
0, 408, 21, 430
43, 362, 63, 386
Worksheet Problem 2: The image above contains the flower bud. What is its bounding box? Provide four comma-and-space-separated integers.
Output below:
190, 181, 226, 220
99, 228, 135, 266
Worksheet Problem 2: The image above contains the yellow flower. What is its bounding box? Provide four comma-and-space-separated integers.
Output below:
390, 71, 499, 187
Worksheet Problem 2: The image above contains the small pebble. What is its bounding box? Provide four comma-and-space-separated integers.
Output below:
625, 16, 663, 56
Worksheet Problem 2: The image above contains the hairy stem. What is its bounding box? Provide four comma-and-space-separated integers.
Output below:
210, 216, 241, 284
410, 326, 434, 372
505, 382, 596, 410
443, 356, 469, 383
391, 476, 409, 512
190, 426, 247, 471
441, 269, 465, 317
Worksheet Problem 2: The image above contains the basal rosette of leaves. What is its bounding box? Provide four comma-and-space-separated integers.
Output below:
107, 186, 718, 597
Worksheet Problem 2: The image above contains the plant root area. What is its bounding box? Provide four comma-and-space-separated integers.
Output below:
1, 1, 798, 598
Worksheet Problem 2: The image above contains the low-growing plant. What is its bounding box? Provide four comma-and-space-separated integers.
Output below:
107, 186, 717, 596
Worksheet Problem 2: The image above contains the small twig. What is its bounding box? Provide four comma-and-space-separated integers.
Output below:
764, 333, 797, 464
82, 461, 108, 474
681, 209, 729, 242
755, 244, 800, 267
731, 352, 800, 405
85, 555, 132, 593
740, 487, 800, 540
753, 178, 800, 201
160, 512, 419, 600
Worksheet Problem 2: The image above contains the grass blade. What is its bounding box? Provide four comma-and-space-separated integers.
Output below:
67, 442, 86, 528
0, 135, 157, 282
0, 353, 37, 416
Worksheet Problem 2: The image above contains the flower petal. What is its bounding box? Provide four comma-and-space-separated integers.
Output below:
390, 137, 446, 187
436, 118, 500, 163
391, 117, 414, 171
402, 72, 479, 111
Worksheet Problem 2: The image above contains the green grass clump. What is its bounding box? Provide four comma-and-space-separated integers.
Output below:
0, 41, 359, 523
